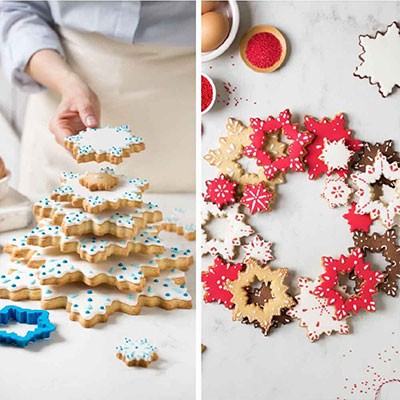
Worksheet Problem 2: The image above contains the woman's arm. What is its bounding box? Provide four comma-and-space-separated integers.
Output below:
25, 49, 100, 144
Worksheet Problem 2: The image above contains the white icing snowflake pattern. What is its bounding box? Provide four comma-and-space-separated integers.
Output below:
351, 151, 400, 228
318, 138, 355, 175
201, 202, 254, 260
321, 176, 353, 208
242, 235, 274, 264
287, 277, 350, 342
354, 22, 400, 97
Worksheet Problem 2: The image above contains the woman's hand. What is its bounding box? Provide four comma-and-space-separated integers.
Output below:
49, 73, 101, 145
25, 49, 101, 145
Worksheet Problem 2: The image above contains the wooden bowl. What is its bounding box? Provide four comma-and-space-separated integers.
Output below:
240, 25, 287, 73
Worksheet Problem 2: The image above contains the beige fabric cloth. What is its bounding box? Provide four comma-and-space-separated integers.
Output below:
19, 27, 195, 200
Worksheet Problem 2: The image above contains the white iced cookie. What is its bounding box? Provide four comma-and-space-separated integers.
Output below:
321, 176, 353, 208
116, 338, 158, 367
51, 168, 148, 213
201, 202, 254, 260
41, 269, 192, 328
351, 151, 400, 228
33, 198, 162, 238
242, 235, 274, 264
354, 22, 400, 97
287, 277, 350, 342
26, 221, 164, 263
151, 207, 195, 241
318, 138, 355, 175
64, 125, 145, 164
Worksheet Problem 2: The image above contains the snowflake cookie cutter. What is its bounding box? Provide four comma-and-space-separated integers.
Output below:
64, 125, 145, 164
0, 306, 56, 347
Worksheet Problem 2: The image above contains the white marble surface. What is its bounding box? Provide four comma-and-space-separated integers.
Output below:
202, 2, 400, 399
0, 193, 195, 400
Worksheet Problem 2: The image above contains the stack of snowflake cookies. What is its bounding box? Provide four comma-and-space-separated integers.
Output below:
1, 125, 194, 328
202, 109, 400, 342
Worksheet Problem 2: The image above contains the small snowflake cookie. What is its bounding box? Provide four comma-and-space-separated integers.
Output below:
321, 176, 353, 208
243, 109, 314, 180
287, 277, 350, 342
354, 22, 400, 97
351, 151, 400, 229
65, 125, 145, 164
201, 202, 254, 260
304, 113, 363, 180
314, 247, 385, 320
116, 338, 158, 367
343, 202, 373, 233
51, 168, 148, 213
204, 174, 237, 209
240, 182, 275, 214
227, 258, 296, 335
242, 235, 274, 264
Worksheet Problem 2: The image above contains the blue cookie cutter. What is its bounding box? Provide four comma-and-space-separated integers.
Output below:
0, 306, 56, 347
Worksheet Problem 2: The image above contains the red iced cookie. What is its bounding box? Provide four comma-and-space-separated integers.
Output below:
313, 247, 385, 320
304, 113, 363, 180
204, 174, 237, 209
243, 109, 313, 180
201, 257, 244, 309
240, 182, 274, 214
343, 202, 373, 233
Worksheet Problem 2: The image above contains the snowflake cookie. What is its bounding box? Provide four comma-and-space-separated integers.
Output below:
314, 247, 385, 320
242, 235, 274, 264
354, 22, 400, 97
203, 118, 286, 192
41, 269, 192, 328
227, 259, 296, 335
33, 198, 162, 239
321, 176, 353, 208
151, 208, 195, 241
64, 125, 145, 164
351, 151, 400, 229
243, 109, 314, 180
304, 113, 363, 180
116, 338, 158, 367
201, 257, 244, 309
351, 140, 400, 187
240, 182, 275, 214
204, 174, 237, 209
51, 169, 148, 213
201, 202, 254, 260
343, 202, 373, 233
352, 229, 400, 297
26, 222, 164, 263
287, 278, 350, 342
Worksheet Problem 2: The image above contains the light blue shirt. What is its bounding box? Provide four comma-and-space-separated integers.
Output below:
0, 1, 195, 91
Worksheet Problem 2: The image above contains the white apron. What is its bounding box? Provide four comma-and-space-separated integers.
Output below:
19, 27, 195, 200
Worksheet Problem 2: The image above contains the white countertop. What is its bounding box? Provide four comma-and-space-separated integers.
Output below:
0, 193, 195, 400
202, 2, 400, 400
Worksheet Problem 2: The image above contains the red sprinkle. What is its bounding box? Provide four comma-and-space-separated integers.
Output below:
201, 75, 214, 112
245, 32, 282, 69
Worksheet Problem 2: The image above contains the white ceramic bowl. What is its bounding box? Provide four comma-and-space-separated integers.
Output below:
0, 170, 11, 201
201, 0, 240, 62
201, 73, 217, 115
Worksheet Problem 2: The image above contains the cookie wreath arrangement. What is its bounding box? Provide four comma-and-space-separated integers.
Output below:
202, 109, 400, 342
0, 125, 195, 359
